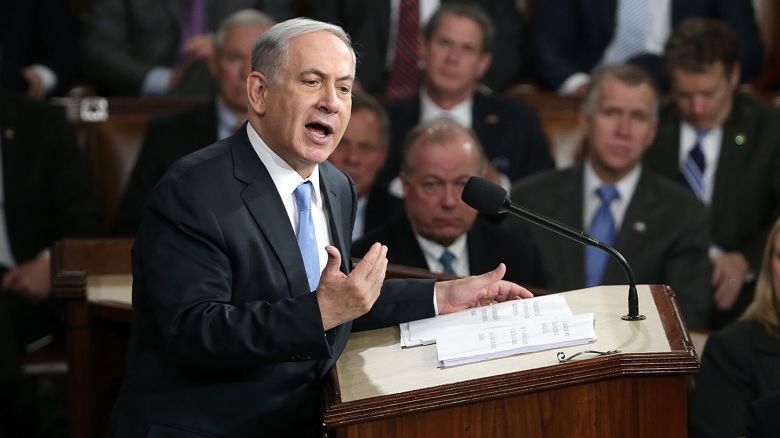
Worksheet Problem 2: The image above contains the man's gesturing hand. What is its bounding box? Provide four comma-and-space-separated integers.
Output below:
435, 263, 533, 315
316, 243, 388, 330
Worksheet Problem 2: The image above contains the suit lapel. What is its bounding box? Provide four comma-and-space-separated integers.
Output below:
0, 94, 28, 253
232, 130, 311, 297
555, 167, 587, 286
471, 93, 498, 149
711, 98, 752, 225
608, 170, 652, 282
319, 163, 350, 274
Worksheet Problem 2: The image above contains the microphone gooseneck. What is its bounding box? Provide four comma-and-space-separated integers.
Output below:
462, 176, 645, 321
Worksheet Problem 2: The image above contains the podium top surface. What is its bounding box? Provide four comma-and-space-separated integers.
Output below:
335, 285, 672, 403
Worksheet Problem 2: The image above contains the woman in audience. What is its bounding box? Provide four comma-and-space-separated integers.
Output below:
690, 217, 780, 437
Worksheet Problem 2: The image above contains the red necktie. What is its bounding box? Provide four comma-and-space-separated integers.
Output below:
387, 0, 421, 98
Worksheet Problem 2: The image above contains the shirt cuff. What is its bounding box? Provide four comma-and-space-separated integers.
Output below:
558, 73, 590, 95
26, 64, 57, 92
432, 284, 439, 316
141, 67, 173, 96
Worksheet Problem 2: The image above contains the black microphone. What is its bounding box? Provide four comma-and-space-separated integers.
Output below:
462, 176, 645, 321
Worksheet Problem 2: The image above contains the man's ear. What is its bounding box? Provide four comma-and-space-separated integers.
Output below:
247, 72, 268, 115
476, 52, 493, 79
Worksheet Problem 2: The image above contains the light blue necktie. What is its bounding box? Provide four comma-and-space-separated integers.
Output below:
585, 186, 619, 287
439, 249, 456, 275
294, 181, 320, 292
679, 130, 708, 202
612, 0, 647, 62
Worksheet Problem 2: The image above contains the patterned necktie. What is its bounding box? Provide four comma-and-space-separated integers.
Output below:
386, 0, 421, 98
585, 185, 619, 287
294, 181, 320, 292
611, 0, 647, 62
679, 130, 708, 202
439, 249, 456, 275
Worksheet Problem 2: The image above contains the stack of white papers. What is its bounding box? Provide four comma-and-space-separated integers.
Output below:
399, 295, 596, 367
435, 312, 596, 367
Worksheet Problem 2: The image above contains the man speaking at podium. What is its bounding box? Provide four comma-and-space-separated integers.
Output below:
106, 18, 531, 438
504, 64, 711, 330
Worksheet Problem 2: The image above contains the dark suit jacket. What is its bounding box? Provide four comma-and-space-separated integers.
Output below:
0, 90, 99, 263
528, 0, 763, 91
504, 165, 712, 329
107, 126, 435, 437
645, 94, 780, 275
382, 91, 553, 187
690, 320, 780, 438
360, 184, 404, 239
309, 0, 524, 93
0, 0, 78, 95
113, 100, 218, 236
353, 213, 546, 288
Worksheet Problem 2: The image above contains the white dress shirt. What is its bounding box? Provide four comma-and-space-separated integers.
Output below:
246, 123, 332, 274
678, 123, 723, 205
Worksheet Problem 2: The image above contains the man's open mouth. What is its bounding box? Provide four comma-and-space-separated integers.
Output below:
306, 122, 333, 138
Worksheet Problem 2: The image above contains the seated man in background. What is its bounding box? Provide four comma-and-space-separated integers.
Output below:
644, 18, 780, 329
80, 0, 291, 96
504, 64, 711, 329
382, 3, 552, 192
308, 0, 524, 97
528, 0, 763, 94
328, 92, 402, 241
354, 117, 546, 287
0, 90, 99, 437
113, 9, 274, 236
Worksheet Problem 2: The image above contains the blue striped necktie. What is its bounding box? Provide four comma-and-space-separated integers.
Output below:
679, 130, 708, 201
585, 185, 619, 287
294, 181, 320, 292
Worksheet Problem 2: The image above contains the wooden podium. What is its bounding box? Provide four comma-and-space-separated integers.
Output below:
51, 239, 698, 438
322, 284, 699, 437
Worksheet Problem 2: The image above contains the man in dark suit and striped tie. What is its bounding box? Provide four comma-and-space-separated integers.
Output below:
644, 18, 780, 329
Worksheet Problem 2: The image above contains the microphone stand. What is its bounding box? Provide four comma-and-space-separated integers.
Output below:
503, 200, 646, 321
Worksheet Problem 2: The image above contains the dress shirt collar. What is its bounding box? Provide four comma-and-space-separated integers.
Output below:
246, 122, 323, 213
414, 230, 469, 276
420, 88, 473, 128
583, 159, 641, 230
215, 97, 243, 141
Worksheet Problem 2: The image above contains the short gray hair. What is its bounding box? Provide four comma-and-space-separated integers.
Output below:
214, 9, 276, 50
251, 17, 356, 84
584, 64, 659, 118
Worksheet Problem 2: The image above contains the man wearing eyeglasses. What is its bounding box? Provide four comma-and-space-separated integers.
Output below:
352, 117, 545, 287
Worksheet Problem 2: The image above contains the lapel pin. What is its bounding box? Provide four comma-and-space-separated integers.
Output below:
632, 221, 646, 233
485, 114, 499, 125
3, 128, 14, 140
734, 134, 745, 145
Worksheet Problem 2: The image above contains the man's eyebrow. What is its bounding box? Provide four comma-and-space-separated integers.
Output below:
300, 68, 354, 82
